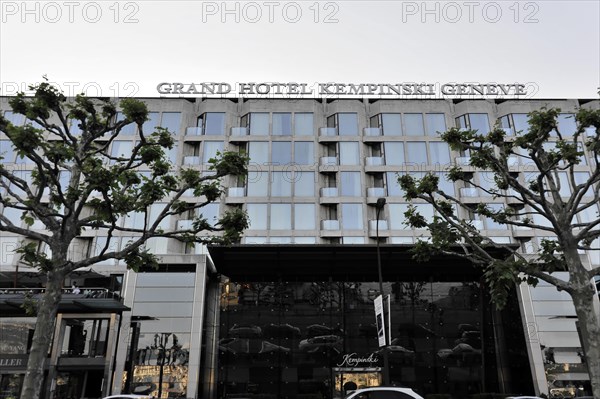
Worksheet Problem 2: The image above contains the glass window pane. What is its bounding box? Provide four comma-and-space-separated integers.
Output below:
384, 142, 405, 165
116, 112, 136, 135
341, 203, 363, 229
111, 140, 133, 161
203, 141, 224, 164
294, 171, 315, 196
143, 112, 159, 133
512, 114, 529, 134
338, 113, 358, 136
435, 172, 455, 195
404, 114, 425, 135
429, 142, 451, 166
390, 203, 410, 230
271, 172, 292, 196
0, 140, 16, 163
294, 237, 316, 244
247, 204, 267, 230
557, 113, 577, 136
485, 204, 506, 230
426, 113, 446, 136
198, 203, 220, 227
294, 113, 313, 136
386, 172, 403, 196
204, 113, 225, 135
250, 113, 269, 135
270, 204, 291, 230
294, 142, 314, 165
339, 142, 360, 165
272, 142, 292, 165
247, 171, 268, 196
406, 142, 427, 164
340, 172, 361, 196
382, 114, 402, 136
124, 211, 145, 229
248, 142, 269, 165
295, 204, 315, 230
160, 112, 182, 134
414, 203, 434, 223
469, 114, 490, 133
272, 113, 292, 136
3, 111, 25, 126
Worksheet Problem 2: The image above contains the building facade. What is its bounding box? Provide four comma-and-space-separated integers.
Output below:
1, 97, 598, 398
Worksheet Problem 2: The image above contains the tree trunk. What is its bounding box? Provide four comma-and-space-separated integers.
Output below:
20, 271, 64, 399
571, 288, 600, 398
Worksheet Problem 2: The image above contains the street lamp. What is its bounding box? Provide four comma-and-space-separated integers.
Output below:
375, 197, 390, 385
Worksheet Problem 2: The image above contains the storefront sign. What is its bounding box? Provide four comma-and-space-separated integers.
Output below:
336, 353, 380, 368
156, 81, 529, 98
0, 355, 27, 368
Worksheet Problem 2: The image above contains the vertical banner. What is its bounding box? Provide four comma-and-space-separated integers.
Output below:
374, 295, 386, 347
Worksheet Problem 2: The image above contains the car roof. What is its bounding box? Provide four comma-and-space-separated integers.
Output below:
346, 387, 423, 398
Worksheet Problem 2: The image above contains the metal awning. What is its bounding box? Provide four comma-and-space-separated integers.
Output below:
0, 295, 130, 316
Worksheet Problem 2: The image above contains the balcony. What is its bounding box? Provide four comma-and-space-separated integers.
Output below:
225, 187, 246, 203
320, 127, 338, 137
512, 224, 534, 237
231, 127, 249, 136
367, 187, 386, 199
363, 127, 382, 137
320, 187, 339, 197
186, 127, 202, 136
456, 156, 471, 166
183, 156, 201, 165
320, 219, 341, 237
368, 219, 389, 237
507, 156, 519, 167
460, 187, 479, 197
365, 157, 384, 166
177, 219, 193, 230
319, 156, 338, 166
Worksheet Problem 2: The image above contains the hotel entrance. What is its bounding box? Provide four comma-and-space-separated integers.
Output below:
335, 369, 381, 397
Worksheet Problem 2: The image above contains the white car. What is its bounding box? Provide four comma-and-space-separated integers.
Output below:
102, 395, 154, 399
344, 387, 424, 399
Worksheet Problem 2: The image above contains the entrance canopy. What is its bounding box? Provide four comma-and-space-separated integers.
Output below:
207, 244, 494, 282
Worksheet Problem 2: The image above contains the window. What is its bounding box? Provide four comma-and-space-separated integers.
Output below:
484, 204, 507, 230
271, 172, 292, 196
384, 142, 405, 165
160, 112, 182, 134
468, 114, 490, 134
294, 171, 315, 196
116, 112, 136, 135
429, 142, 451, 165
339, 142, 360, 165
340, 172, 361, 196
389, 204, 409, 229
0, 140, 16, 163
198, 203, 220, 227
247, 171, 268, 196
249, 113, 269, 135
247, 204, 268, 230
341, 203, 363, 229
270, 204, 292, 230
434, 172, 455, 195
124, 211, 145, 229
294, 142, 314, 165
272, 142, 292, 165
204, 113, 226, 135
248, 142, 269, 165
404, 113, 425, 136
294, 204, 316, 230
426, 113, 446, 136
294, 113, 313, 136
110, 140, 134, 163
143, 112, 160, 133
381, 114, 402, 136
386, 172, 403, 196
272, 113, 292, 136
336, 113, 358, 136
203, 141, 224, 164
406, 142, 427, 165
3, 111, 25, 126
555, 113, 577, 136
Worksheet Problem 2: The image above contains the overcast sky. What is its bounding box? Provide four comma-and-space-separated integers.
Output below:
1, 0, 598, 98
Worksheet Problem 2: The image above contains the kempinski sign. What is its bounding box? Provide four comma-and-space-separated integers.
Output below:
156, 82, 529, 98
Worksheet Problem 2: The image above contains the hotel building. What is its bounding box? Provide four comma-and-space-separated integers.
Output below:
1, 97, 598, 399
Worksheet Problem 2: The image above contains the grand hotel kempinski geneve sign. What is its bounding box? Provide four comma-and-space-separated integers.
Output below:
156, 82, 529, 97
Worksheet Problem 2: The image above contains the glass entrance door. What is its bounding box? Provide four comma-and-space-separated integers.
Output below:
335, 370, 381, 398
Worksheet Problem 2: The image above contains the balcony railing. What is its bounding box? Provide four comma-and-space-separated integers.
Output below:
320, 127, 338, 137
456, 156, 471, 166
365, 157, 384, 166
460, 187, 479, 197
228, 187, 246, 197
320, 187, 339, 197
186, 127, 202, 136
321, 220, 340, 230
177, 219, 193, 230
320, 156, 338, 166
367, 187, 386, 197
368, 219, 388, 231
231, 127, 249, 136
363, 127, 382, 137
183, 156, 201, 165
